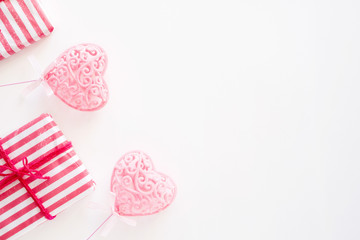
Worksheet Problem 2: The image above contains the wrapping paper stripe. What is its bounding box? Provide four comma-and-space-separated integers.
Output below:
0, 114, 95, 240
0, 0, 53, 60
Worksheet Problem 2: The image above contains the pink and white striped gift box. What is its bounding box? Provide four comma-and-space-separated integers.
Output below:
0, 0, 53, 60
0, 114, 95, 240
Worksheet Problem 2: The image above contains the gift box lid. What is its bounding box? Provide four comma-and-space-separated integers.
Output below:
0, 0, 54, 60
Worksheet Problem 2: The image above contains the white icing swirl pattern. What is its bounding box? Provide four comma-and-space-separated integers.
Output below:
111, 151, 176, 216
43, 44, 109, 111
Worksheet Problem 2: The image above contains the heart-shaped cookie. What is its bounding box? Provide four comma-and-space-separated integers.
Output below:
42, 43, 109, 111
110, 151, 177, 216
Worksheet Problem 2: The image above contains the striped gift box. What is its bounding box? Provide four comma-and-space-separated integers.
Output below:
0, 114, 95, 240
0, 0, 53, 60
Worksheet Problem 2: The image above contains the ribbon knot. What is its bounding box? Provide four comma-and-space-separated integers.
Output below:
0, 141, 73, 220
0, 157, 50, 180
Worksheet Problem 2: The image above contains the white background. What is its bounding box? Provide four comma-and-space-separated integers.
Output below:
0, 0, 360, 239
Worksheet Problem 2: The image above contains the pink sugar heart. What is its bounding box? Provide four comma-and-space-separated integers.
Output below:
42, 44, 109, 111
110, 151, 177, 216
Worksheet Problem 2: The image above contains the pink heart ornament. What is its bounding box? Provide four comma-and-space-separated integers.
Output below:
111, 151, 177, 216
42, 43, 109, 111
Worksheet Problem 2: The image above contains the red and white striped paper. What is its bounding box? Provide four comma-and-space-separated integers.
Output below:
0, 114, 95, 240
0, 0, 53, 60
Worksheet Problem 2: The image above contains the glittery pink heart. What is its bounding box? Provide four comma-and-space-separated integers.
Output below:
42, 43, 109, 111
110, 151, 177, 216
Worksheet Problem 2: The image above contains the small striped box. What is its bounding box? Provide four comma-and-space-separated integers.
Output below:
0, 0, 53, 60
0, 114, 95, 240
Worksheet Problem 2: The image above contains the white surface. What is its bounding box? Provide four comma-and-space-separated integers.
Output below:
0, 0, 360, 239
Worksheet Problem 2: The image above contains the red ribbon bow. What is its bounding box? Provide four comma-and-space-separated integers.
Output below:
0, 141, 73, 220
0, 157, 50, 180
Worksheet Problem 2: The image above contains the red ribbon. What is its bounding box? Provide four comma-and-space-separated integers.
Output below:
0, 141, 73, 220
0, 157, 50, 180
